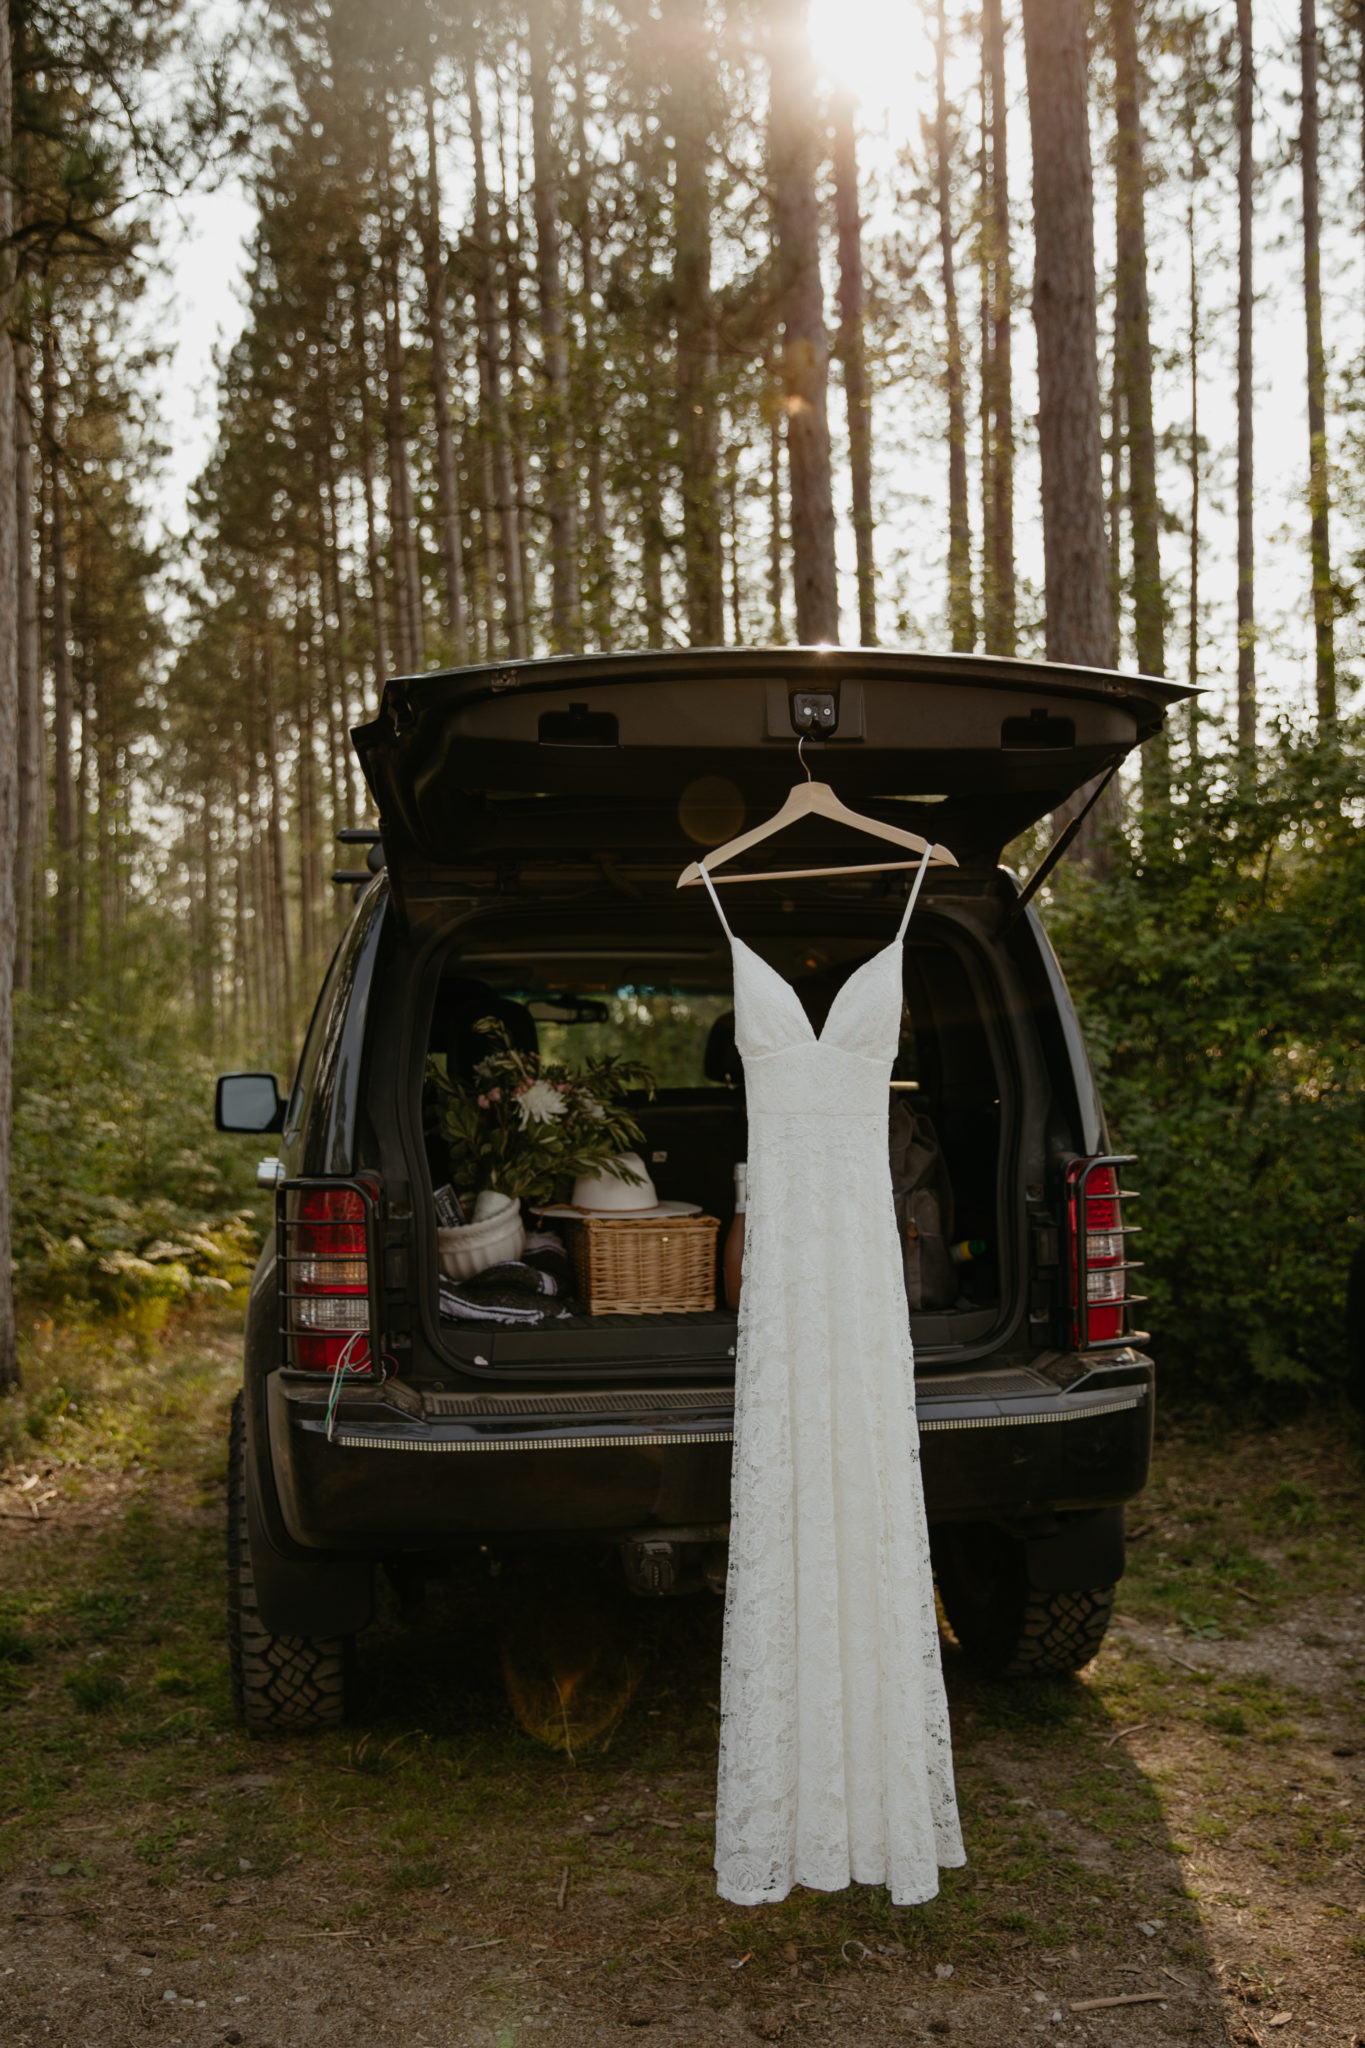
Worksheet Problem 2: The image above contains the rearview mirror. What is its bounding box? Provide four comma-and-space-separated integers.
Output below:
216, 1072, 285, 1134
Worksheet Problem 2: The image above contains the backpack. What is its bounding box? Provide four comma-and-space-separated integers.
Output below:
888, 1098, 958, 1312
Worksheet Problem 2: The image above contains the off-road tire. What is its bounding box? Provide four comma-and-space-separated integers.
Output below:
227, 1393, 349, 1731
932, 1520, 1115, 1679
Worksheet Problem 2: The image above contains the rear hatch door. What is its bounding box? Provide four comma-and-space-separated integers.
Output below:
354, 648, 1186, 920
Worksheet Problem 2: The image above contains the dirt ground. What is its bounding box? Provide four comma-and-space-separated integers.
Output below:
1, 1313, 1362, 2048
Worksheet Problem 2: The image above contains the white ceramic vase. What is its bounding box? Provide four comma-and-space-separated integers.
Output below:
437, 1189, 526, 1280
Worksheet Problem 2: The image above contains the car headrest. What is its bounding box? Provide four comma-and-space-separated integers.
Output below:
434, 976, 539, 1085
704, 1008, 743, 1087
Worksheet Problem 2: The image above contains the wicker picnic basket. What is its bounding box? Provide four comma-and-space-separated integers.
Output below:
568, 1213, 721, 1316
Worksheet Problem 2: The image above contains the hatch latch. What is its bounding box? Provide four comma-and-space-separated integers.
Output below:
790, 690, 838, 735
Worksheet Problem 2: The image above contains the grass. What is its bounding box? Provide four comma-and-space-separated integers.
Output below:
0, 1306, 1362, 2032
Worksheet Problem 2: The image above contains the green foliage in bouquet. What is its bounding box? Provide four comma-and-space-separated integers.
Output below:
425, 1019, 655, 1209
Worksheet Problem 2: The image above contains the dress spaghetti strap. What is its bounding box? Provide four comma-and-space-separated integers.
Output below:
699, 864, 734, 938
896, 845, 933, 942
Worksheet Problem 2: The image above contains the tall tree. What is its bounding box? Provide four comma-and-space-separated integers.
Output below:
14, 335, 41, 991
0, 2, 19, 1390
528, 5, 583, 652
1020, 0, 1116, 857
832, 87, 875, 645
666, 0, 724, 645
1236, 0, 1255, 754
980, 0, 1016, 654
467, 38, 527, 658
767, 0, 839, 643
1299, 0, 1335, 724
934, 0, 974, 651
1111, 0, 1167, 803
420, 76, 468, 664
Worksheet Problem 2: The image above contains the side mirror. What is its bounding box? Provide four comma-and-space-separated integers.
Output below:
215, 1072, 285, 1134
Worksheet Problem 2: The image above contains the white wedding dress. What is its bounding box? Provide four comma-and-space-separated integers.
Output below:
701, 869, 965, 1906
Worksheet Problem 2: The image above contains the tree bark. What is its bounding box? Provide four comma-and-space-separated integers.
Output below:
0, 1, 19, 1388
1186, 157, 1201, 760
1021, 0, 1118, 862
354, 291, 392, 698
14, 337, 40, 993
41, 340, 76, 970
767, 404, 784, 640
981, 0, 1016, 654
767, 0, 839, 644
380, 241, 426, 676
1236, 0, 1256, 756
832, 88, 875, 645
467, 39, 527, 659
1299, 0, 1334, 725
664, 0, 724, 646
570, 0, 612, 647
934, 0, 975, 651
421, 77, 468, 664
1112, 0, 1167, 813
528, 12, 583, 651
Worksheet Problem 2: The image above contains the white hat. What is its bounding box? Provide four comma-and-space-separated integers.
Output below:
534, 1152, 701, 1221
570, 1152, 659, 1213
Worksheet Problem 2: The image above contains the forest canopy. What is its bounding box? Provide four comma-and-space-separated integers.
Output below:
0, 0, 1361, 1393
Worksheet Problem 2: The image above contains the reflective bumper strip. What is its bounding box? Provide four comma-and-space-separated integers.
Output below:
328, 1427, 736, 1453
321, 1392, 1144, 1454
918, 1394, 1144, 1432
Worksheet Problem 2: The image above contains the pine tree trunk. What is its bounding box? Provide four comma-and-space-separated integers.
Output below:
768, 405, 785, 640
832, 87, 875, 645
570, 1, 612, 648
1236, 0, 1256, 755
982, 0, 1016, 653
422, 78, 468, 664
666, 0, 724, 646
641, 465, 666, 647
1112, 0, 1167, 810
467, 41, 527, 659
1187, 162, 1201, 760
14, 338, 40, 993
261, 636, 295, 1018
1299, 0, 1334, 725
1021, 0, 1117, 863
41, 341, 76, 970
503, 198, 534, 630
528, 15, 583, 651
354, 292, 392, 698
381, 245, 426, 676
0, 1, 19, 1387
768, 0, 839, 644
935, 0, 975, 652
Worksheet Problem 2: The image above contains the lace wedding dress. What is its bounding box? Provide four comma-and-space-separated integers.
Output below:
701, 869, 965, 1906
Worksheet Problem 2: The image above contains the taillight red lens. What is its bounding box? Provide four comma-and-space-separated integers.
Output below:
283, 1184, 374, 1374
1068, 1161, 1129, 1345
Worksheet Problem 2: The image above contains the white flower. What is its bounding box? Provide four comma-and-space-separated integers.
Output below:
517, 1079, 568, 1128
581, 1094, 607, 1121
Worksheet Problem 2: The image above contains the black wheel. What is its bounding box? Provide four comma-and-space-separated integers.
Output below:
932, 1521, 1115, 1678
227, 1393, 350, 1732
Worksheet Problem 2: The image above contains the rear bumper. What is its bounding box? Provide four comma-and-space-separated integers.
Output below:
266, 1351, 1153, 1552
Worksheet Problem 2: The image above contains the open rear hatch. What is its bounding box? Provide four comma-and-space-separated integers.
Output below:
353, 647, 1187, 921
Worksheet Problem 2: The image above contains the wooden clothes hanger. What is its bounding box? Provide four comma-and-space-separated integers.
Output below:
677, 735, 958, 888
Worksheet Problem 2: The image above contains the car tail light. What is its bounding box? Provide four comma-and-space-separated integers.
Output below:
1066, 1155, 1145, 1349
279, 1181, 379, 1374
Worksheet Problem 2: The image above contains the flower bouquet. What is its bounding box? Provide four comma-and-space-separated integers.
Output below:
425, 1019, 655, 1219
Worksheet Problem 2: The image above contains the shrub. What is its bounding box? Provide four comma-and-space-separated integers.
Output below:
1042, 721, 1365, 1397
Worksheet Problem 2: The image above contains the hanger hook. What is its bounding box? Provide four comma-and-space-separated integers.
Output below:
797, 730, 813, 782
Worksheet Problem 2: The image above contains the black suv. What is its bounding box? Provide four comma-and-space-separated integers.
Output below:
217, 648, 1184, 1731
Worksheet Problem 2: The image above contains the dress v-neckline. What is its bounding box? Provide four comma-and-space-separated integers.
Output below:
729, 933, 901, 1049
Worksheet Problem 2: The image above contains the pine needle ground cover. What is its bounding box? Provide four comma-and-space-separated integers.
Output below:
1, 1311, 1361, 2048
